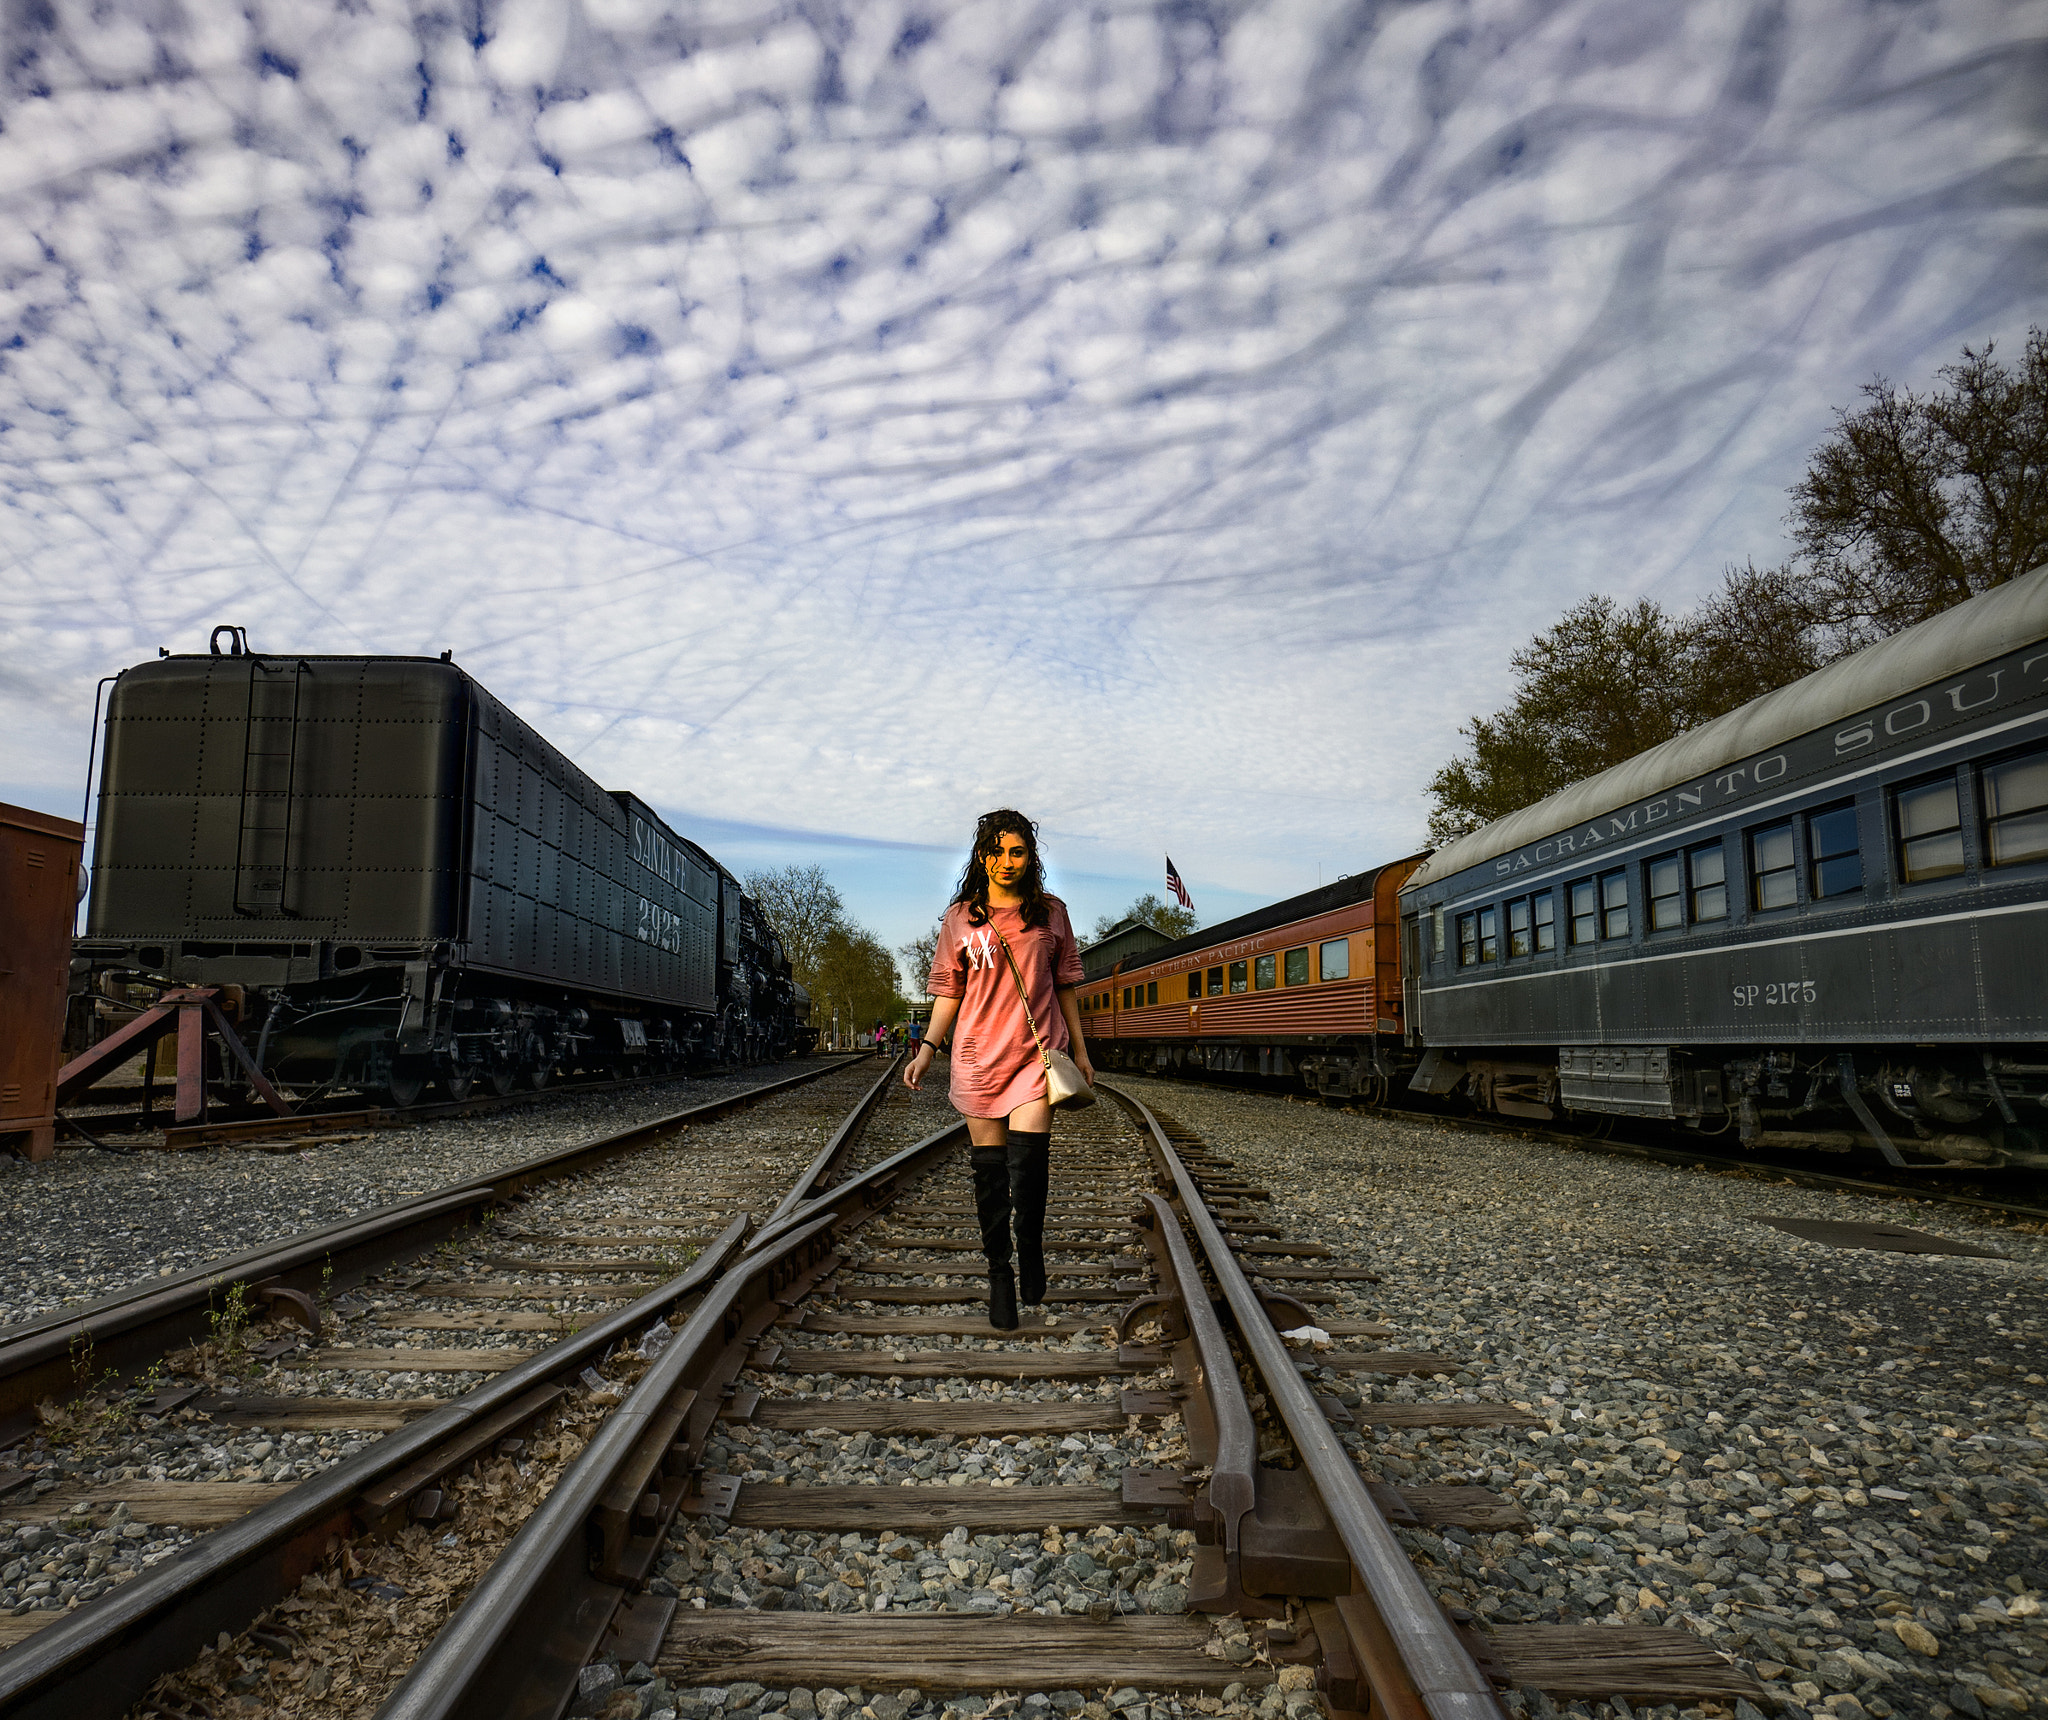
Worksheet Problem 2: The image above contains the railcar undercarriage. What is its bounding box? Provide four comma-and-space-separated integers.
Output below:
73, 942, 802, 1109
1413, 1043, 2048, 1170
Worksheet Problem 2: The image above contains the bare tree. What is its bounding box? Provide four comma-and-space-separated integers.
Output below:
742, 864, 844, 992
1791, 329, 2048, 646
1426, 329, 2048, 841
898, 927, 939, 998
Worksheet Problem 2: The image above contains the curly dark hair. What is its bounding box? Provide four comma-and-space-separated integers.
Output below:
951, 808, 1052, 928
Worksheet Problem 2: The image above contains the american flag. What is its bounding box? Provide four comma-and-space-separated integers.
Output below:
1165, 855, 1194, 912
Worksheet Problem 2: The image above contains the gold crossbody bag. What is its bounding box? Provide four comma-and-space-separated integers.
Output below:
991, 926, 1096, 1110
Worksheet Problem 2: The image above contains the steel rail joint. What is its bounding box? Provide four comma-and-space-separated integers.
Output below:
1098, 1081, 1506, 1720
376, 1116, 971, 1720
0, 1217, 755, 1720
1129, 1191, 1256, 1554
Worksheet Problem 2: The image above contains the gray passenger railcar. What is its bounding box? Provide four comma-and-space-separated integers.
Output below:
75, 639, 806, 1102
1398, 565, 2048, 1169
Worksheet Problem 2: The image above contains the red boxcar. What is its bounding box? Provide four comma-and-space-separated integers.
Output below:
2, 802, 86, 1161
1082, 853, 1426, 1101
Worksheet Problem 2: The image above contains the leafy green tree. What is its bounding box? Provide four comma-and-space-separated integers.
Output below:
813, 924, 907, 1035
1091, 892, 1197, 941
1425, 597, 1707, 843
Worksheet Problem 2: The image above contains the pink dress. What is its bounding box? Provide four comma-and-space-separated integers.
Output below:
927, 898, 1085, 1119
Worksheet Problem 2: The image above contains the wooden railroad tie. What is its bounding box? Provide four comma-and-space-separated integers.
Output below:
659, 1614, 1269, 1693
290, 1346, 535, 1373
419, 1280, 661, 1300
723, 1482, 1168, 1533
771, 1347, 1135, 1380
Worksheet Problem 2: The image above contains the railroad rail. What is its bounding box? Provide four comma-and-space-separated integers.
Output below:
331, 1082, 1764, 1720
0, 1054, 899, 1719
1136, 1066, 2048, 1230
0, 1055, 878, 1443
58, 1052, 823, 1153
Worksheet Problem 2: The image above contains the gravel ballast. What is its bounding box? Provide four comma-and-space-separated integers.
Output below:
0, 1058, 856, 1330
632, 1097, 1265, 1720
1120, 1075, 2047, 1720
0, 1059, 903, 1665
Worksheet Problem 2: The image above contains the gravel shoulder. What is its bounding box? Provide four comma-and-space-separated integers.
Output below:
0, 1058, 853, 1330
1120, 1075, 2048, 1720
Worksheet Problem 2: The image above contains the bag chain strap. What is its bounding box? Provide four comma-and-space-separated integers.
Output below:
991, 926, 1055, 1071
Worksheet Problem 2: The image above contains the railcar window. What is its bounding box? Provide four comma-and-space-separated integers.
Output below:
1569, 880, 1597, 945
1750, 821, 1797, 910
1477, 908, 1497, 963
1147, 981, 1158, 1005
1533, 891, 1555, 952
1187, 973, 1202, 1000
1807, 803, 1862, 898
1431, 905, 1445, 958
1320, 939, 1349, 980
1208, 965, 1224, 995
1123, 987, 1132, 1009
1254, 953, 1276, 989
1895, 777, 1965, 883
1508, 898, 1531, 957
1600, 870, 1629, 940
1228, 959, 1248, 993
1687, 842, 1727, 922
1984, 749, 2048, 867
1456, 913, 1478, 968
1647, 855, 1683, 931
1283, 946, 1310, 985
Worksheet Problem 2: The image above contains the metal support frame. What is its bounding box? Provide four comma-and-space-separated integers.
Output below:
1836, 1051, 1910, 1169
56, 986, 294, 1128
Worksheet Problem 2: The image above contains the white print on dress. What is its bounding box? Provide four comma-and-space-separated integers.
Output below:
960, 928, 997, 970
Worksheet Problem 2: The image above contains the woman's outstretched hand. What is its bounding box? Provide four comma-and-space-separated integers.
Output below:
1074, 1049, 1096, 1087
904, 1044, 935, 1090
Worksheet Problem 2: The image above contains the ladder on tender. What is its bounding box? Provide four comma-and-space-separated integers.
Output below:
233, 659, 307, 915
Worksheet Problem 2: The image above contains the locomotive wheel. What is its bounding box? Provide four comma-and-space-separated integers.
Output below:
486, 1065, 517, 1097
383, 1061, 428, 1108
438, 1069, 474, 1102
525, 1062, 552, 1091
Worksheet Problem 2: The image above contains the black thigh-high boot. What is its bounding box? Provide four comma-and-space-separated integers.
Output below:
970, 1146, 1018, 1331
1007, 1129, 1051, 1304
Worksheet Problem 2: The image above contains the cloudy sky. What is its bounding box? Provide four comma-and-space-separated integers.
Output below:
4, 0, 2046, 961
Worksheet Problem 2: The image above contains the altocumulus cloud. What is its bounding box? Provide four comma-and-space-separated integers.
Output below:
1, 0, 2045, 906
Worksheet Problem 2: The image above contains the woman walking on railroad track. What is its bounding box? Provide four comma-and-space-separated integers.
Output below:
905, 810, 1092, 1331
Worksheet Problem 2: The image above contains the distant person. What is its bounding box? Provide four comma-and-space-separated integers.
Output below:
906, 809, 1090, 1330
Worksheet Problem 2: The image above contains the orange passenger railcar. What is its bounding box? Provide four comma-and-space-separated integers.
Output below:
1082, 853, 1427, 1101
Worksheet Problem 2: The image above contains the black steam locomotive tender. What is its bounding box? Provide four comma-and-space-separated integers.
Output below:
74, 633, 812, 1104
